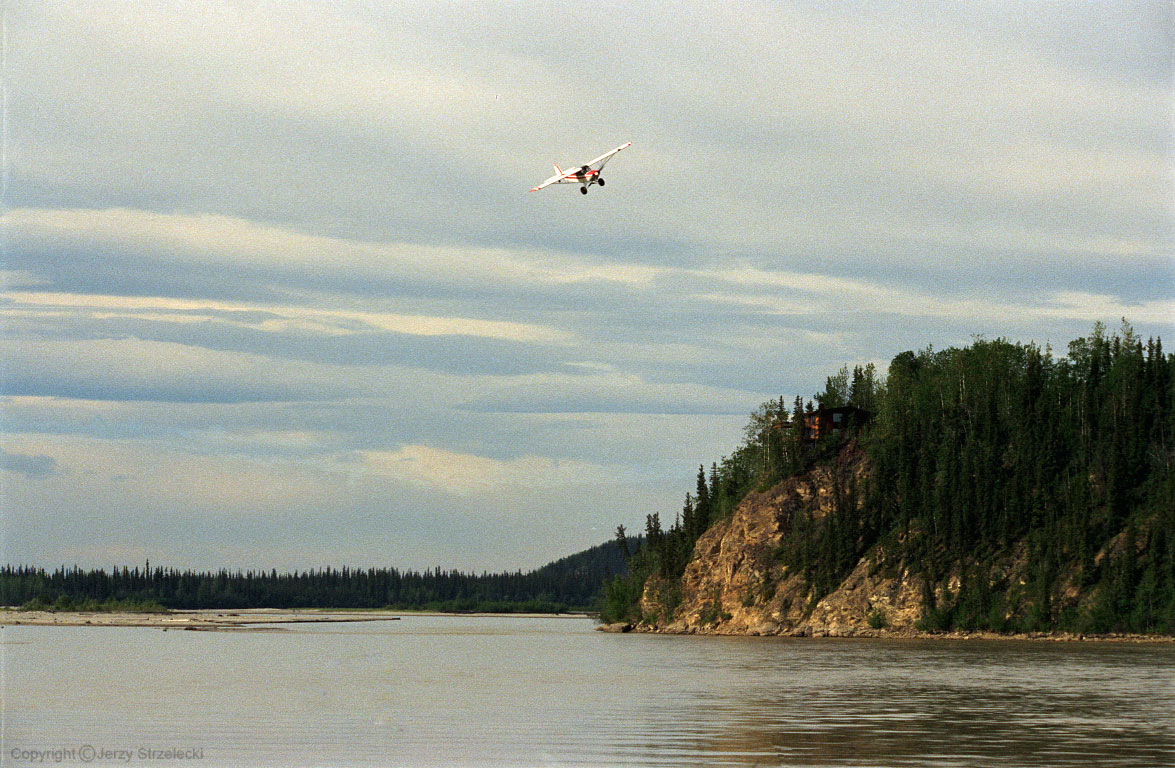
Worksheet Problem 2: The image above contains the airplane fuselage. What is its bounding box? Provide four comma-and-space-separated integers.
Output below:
554, 169, 600, 187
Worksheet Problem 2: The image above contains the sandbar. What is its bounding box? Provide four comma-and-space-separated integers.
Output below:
0, 608, 403, 631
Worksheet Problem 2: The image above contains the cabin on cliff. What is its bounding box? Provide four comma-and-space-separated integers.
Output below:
804, 405, 871, 443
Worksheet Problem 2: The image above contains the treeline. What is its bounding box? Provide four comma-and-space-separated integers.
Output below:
2, 539, 632, 613
862, 321, 1174, 633
604, 321, 1175, 634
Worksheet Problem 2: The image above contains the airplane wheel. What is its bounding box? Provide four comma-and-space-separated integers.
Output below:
580, 187, 588, 195
598, 178, 605, 186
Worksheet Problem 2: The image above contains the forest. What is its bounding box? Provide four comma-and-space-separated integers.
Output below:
602, 321, 1175, 634
1, 539, 631, 613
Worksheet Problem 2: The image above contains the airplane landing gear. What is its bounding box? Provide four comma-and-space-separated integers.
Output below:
580, 187, 588, 195
597, 178, 605, 186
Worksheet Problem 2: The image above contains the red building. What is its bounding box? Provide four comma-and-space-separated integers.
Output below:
803, 405, 871, 443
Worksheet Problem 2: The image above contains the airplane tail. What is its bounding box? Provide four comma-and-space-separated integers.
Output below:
553, 164, 563, 176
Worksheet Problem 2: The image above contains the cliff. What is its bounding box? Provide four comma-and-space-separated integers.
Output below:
636, 443, 1100, 637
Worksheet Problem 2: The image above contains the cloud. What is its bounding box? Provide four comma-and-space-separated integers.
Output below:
5, 288, 573, 344
355, 444, 615, 496
695, 267, 1175, 327
0, 447, 59, 478
11, 207, 1169, 350
11, 3, 1168, 262
3, 207, 660, 301
460, 369, 764, 416
0, 337, 367, 403
5, 208, 1172, 413
0, 432, 677, 571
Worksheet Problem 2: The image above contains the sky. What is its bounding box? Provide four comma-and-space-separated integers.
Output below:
2, 1, 1172, 573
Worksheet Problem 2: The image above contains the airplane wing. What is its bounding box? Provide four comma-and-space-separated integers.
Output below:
584, 141, 631, 170
529, 172, 566, 192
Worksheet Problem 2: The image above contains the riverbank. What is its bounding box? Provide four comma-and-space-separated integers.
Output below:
0, 608, 405, 630
0, 607, 593, 630
597, 621, 1175, 643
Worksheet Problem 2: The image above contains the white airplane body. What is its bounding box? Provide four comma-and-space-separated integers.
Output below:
530, 142, 631, 194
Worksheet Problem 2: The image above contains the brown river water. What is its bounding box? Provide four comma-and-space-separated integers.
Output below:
4, 615, 1172, 766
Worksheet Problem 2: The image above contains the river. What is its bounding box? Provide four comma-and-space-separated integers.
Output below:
4, 616, 1173, 766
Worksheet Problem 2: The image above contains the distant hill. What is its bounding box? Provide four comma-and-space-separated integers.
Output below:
601, 322, 1175, 636
1, 538, 637, 613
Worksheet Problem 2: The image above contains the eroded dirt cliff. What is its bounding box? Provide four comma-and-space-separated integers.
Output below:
640, 443, 933, 636
632, 440, 1148, 638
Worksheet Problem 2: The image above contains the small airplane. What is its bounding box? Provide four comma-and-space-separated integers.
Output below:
530, 142, 631, 195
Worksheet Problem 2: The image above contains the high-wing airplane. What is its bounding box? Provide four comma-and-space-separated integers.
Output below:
530, 142, 631, 194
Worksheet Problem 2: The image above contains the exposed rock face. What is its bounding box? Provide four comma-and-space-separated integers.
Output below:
642, 443, 932, 636
630, 438, 1166, 639
801, 556, 928, 636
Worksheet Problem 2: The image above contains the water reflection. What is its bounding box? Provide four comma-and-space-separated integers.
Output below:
5, 619, 1173, 767
623, 638, 1175, 767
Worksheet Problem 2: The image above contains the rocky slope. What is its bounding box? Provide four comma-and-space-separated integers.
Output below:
635, 443, 1077, 637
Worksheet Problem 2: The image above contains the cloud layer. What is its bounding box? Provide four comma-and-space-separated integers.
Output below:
3, 1, 1171, 571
